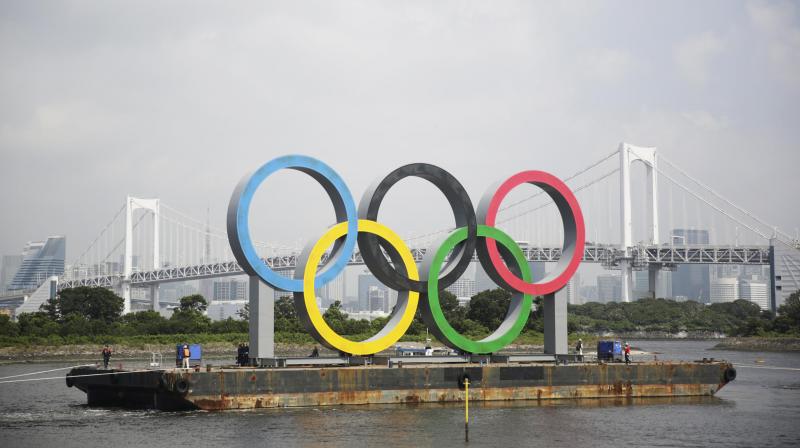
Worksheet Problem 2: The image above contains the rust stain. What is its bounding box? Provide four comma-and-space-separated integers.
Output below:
187, 380, 725, 410
70, 362, 733, 411
404, 394, 421, 404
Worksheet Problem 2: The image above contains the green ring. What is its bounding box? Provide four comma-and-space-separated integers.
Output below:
425, 225, 532, 354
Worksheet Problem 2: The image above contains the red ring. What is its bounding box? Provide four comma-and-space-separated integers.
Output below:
482, 171, 585, 296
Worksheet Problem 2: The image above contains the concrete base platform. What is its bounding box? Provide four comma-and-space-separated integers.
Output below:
66, 360, 736, 412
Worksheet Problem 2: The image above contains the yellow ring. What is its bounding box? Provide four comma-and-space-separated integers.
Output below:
303, 219, 419, 355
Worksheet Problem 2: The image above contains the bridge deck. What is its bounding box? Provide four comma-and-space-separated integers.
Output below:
58, 244, 770, 289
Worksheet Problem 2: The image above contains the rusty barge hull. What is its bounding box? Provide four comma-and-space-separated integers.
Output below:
67, 361, 735, 411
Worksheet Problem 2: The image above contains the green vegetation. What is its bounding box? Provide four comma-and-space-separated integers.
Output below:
568, 292, 800, 337
1, 287, 798, 350
0, 287, 247, 347
731, 291, 800, 336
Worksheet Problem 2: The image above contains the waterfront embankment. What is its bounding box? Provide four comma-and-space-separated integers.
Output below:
712, 337, 800, 352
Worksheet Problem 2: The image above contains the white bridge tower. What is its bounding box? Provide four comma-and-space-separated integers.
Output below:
619, 143, 660, 302
121, 196, 160, 314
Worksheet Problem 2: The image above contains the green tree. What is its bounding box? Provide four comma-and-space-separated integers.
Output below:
170, 294, 211, 333
121, 310, 169, 334
459, 318, 489, 337
43, 287, 124, 323
179, 294, 208, 312
0, 314, 19, 336
440, 290, 467, 324
210, 317, 248, 333
467, 288, 512, 330
322, 300, 349, 334
275, 296, 303, 333
736, 317, 769, 336
17, 312, 60, 337
60, 313, 93, 336
774, 291, 800, 334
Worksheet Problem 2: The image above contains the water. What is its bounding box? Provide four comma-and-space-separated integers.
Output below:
1, 340, 799, 448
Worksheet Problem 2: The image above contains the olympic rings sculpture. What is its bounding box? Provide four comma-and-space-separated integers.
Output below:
227, 155, 585, 355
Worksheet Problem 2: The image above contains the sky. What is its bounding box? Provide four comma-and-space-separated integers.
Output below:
1, 0, 798, 264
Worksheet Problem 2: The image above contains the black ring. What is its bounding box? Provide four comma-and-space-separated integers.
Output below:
358, 163, 477, 292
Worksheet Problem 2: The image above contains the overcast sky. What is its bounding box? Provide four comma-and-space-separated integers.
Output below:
1, 0, 798, 263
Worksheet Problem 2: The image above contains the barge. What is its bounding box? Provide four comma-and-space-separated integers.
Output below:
67, 359, 736, 411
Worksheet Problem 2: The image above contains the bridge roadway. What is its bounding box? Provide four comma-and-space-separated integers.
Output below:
57, 244, 770, 290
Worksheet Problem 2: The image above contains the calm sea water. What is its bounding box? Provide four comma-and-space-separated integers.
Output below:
0, 340, 798, 448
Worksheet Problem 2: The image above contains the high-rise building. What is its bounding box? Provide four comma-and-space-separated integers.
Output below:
671, 229, 710, 302
213, 279, 247, 301
580, 285, 598, 302
446, 277, 476, 299
208, 300, 247, 321
159, 282, 198, 303
358, 271, 387, 312
475, 262, 493, 294
633, 270, 650, 300
740, 280, 769, 310
0, 255, 23, 291
213, 281, 231, 301
8, 236, 65, 290
475, 261, 545, 294
565, 272, 581, 305
368, 286, 388, 313
317, 273, 346, 306
659, 270, 673, 299
710, 278, 739, 304
772, 244, 800, 311
597, 274, 621, 303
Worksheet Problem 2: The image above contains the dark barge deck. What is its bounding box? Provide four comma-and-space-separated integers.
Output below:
67, 360, 736, 411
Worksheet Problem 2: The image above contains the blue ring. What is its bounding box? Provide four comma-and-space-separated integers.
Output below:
227, 155, 357, 292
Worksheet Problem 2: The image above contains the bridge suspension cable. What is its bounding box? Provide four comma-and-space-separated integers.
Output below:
68, 203, 125, 269
160, 203, 295, 254
660, 155, 795, 245
499, 148, 618, 211
496, 167, 620, 225
403, 149, 620, 246
652, 163, 775, 244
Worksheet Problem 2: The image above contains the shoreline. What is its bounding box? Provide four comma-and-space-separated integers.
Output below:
711, 337, 800, 352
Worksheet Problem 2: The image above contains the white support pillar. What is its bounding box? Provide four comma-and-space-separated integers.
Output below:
123, 196, 134, 314
619, 144, 633, 303
120, 281, 132, 314
619, 143, 659, 303
122, 196, 161, 314
646, 153, 660, 245
150, 284, 160, 312
620, 143, 633, 250
153, 200, 160, 270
